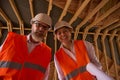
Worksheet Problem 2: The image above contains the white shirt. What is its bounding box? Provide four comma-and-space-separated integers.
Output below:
54, 40, 102, 80
26, 34, 50, 80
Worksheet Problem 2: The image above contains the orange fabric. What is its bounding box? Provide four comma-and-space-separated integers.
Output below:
56, 40, 94, 80
0, 32, 51, 80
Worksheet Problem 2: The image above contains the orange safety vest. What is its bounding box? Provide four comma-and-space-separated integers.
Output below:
0, 32, 51, 80
56, 40, 94, 80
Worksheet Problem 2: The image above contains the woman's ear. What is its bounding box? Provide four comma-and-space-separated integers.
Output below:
54, 34, 57, 40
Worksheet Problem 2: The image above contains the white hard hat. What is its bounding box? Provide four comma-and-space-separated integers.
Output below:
54, 21, 73, 33
31, 13, 52, 29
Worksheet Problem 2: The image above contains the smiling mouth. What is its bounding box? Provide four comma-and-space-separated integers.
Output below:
61, 36, 68, 40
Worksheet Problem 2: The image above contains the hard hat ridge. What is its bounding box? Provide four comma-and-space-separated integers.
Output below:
54, 21, 73, 33
31, 13, 52, 29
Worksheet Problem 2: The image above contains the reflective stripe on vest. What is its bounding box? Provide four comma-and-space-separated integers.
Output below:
24, 62, 46, 74
0, 61, 22, 69
65, 65, 86, 80
0, 61, 46, 73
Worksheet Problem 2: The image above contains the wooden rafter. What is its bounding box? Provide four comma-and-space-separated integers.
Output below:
69, 0, 90, 25
0, 8, 12, 32
58, 0, 72, 21
29, 0, 34, 18
74, 0, 109, 40
47, 0, 53, 16
82, 2, 120, 40
93, 17, 119, 59
9, 0, 24, 35
116, 32, 120, 57
109, 28, 120, 80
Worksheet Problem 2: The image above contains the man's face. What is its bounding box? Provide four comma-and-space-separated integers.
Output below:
31, 21, 50, 41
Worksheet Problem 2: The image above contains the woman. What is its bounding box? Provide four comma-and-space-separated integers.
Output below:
54, 21, 113, 80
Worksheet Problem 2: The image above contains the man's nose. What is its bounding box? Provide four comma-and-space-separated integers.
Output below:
38, 26, 45, 31
61, 32, 66, 36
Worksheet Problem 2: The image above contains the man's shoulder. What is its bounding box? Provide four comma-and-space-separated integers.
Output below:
42, 43, 51, 50
8, 32, 23, 36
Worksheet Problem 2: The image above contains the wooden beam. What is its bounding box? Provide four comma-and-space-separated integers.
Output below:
0, 27, 2, 38
82, 2, 120, 40
101, 30, 110, 74
58, 0, 72, 21
52, 0, 79, 14
9, 0, 24, 35
54, 37, 58, 80
47, 0, 53, 16
29, 0, 34, 18
116, 32, 120, 57
104, 21, 120, 33
109, 28, 120, 80
69, 0, 90, 24
74, 0, 109, 40
93, 18, 119, 59
0, 8, 12, 32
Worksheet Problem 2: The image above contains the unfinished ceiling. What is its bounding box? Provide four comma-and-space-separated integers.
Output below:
0, 0, 120, 80
0, 0, 119, 37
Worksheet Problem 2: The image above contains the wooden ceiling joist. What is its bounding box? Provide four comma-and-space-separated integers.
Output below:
74, 0, 109, 40
58, 0, 72, 21
94, 18, 119, 43
47, 0, 53, 16
104, 22, 120, 34
116, 32, 120, 57
9, 0, 24, 35
109, 28, 120, 80
110, 28, 120, 40
93, 18, 119, 59
94, 9, 120, 39
29, 0, 34, 18
0, 8, 12, 32
82, 2, 120, 40
69, 0, 90, 25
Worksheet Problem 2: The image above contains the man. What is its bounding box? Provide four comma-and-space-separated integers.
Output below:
54, 21, 114, 80
0, 13, 52, 80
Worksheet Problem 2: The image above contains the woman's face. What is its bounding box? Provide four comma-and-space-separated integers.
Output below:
55, 27, 72, 43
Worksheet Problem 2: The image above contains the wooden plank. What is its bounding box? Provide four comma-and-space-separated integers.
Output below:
82, 2, 120, 40
69, 0, 91, 24
0, 8, 12, 32
101, 34, 110, 74
58, 0, 72, 21
109, 29, 120, 80
74, 0, 109, 40
9, 0, 24, 35
47, 0, 53, 16
29, 0, 34, 18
